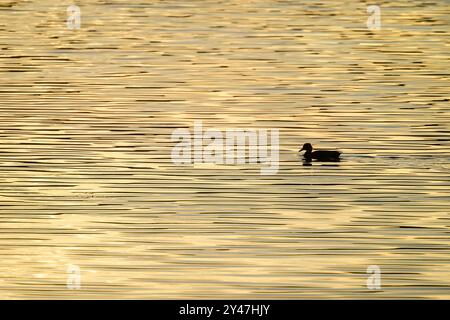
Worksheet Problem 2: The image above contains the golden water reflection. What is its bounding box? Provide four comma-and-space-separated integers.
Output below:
0, 0, 449, 298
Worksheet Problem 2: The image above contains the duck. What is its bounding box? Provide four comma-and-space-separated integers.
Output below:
299, 143, 341, 161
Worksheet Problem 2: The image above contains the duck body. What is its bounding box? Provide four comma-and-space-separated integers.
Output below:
300, 143, 341, 161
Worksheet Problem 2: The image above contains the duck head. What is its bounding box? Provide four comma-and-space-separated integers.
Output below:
299, 143, 313, 153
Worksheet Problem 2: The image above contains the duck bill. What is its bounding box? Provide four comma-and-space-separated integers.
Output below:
299, 147, 305, 152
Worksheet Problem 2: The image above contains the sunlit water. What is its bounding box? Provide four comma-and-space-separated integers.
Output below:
0, 0, 449, 299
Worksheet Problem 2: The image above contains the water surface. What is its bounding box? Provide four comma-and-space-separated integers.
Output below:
0, 0, 449, 298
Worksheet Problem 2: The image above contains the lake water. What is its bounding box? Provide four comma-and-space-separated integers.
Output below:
0, 0, 449, 299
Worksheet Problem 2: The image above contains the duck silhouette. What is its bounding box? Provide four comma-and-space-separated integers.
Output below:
299, 143, 341, 161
